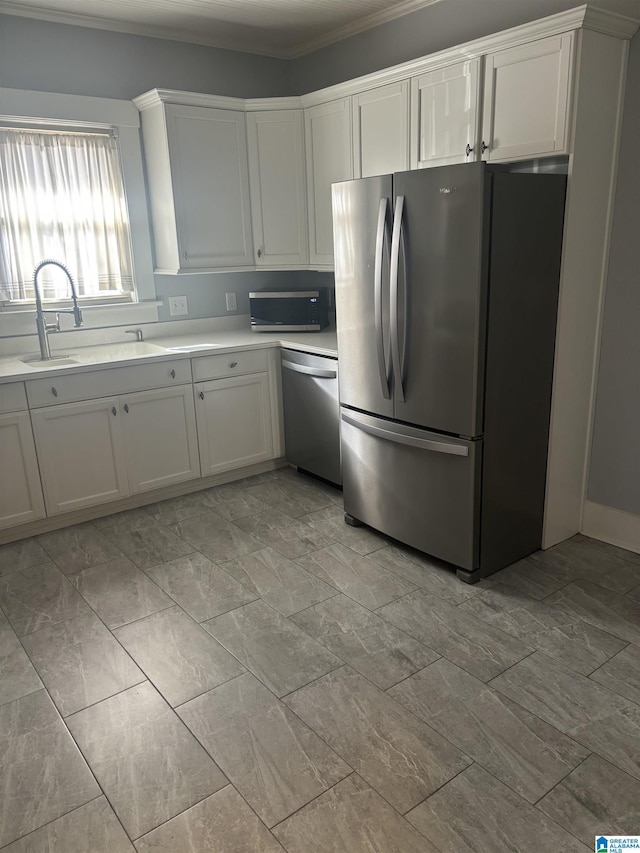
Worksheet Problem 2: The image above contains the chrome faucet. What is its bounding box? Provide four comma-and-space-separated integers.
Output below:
125, 328, 144, 342
33, 259, 83, 360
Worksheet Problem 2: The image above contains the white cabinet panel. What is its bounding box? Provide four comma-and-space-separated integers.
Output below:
482, 34, 573, 162
353, 82, 409, 178
122, 385, 199, 494
0, 411, 46, 529
305, 99, 353, 266
410, 59, 481, 168
195, 373, 273, 476
31, 399, 128, 515
247, 110, 309, 266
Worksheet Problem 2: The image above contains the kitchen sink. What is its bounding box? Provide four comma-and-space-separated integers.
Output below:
71, 341, 168, 362
20, 355, 80, 367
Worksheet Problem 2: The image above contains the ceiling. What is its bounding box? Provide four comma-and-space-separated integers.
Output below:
0, 0, 445, 58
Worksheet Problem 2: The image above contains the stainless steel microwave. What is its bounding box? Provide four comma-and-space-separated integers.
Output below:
249, 290, 330, 332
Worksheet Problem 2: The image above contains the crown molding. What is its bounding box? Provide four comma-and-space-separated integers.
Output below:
245, 97, 304, 111
133, 89, 246, 111
583, 6, 639, 38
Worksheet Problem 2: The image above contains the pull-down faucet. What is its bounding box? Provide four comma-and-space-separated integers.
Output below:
33, 259, 83, 360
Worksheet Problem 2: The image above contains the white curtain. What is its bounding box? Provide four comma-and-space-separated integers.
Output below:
0, 129, 134, 301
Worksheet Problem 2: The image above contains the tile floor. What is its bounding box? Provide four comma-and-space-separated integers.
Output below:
1, 466, 640, 852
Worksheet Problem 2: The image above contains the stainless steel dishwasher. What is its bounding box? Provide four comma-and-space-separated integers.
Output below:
280, 348, 341, 486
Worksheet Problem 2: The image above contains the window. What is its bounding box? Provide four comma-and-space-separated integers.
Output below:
0, 127, 134, 303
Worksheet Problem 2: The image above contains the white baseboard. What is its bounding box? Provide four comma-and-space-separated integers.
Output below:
581, 499, 640, 554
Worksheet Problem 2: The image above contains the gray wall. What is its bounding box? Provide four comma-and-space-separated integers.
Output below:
587, 32, 640, 515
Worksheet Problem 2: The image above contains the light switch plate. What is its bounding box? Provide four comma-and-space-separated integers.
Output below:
225, 292, 237, 312
169, 295, 188, 316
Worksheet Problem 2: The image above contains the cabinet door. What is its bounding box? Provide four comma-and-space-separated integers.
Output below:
122, 385, 199, 494
165, 103, 254, 269
305, 99, 353, 266
410, 59, 481, 169
195, 373, 274, 476
0, 411, 46, 529
247, 110, 309, 266
31, 399, 128, 515
482, 34, 573, 162
353, 81, 409, 178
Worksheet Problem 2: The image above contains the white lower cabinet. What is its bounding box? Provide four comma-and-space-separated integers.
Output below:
195, 373, 274, 476
31, 385, 199, 515
0, 410, 46, 529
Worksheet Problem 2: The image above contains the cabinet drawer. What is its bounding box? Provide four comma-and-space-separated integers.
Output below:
26, 359, 192, 408
0, 382, 28, 413
192, 349, 268, 381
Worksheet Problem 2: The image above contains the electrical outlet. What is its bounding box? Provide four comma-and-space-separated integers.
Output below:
169, 295, 188, 316
225, 292, 237, 312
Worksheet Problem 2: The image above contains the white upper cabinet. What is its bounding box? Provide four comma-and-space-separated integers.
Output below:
353, 82, 410, 178
246, 110, 309, 267
136, 94, 254, 273
481, 34, 573, 162
410, 59, 481, 169
305, 98, 353, 266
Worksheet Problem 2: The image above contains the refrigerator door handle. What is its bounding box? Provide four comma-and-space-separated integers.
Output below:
374, 198, 391, 400
390, 194, 405, 402
341, 409, 469, 456
282, 359, 337, 379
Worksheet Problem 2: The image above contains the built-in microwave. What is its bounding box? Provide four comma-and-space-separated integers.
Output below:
249, 290, 330, 332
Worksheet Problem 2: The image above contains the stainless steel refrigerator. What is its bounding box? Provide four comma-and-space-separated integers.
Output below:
332, 161, 566, 583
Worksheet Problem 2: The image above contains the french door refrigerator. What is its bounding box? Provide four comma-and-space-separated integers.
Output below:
332, 162, 566, 583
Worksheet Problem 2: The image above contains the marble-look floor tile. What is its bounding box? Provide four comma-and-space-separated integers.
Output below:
145, 552, 257, 622
296, 543, 416, 610
142, 493, 210, 526
406, 763, 590, 852
219, 547, 337, 616
480, 555, 574, 599
291, 594, 439, 689
583, 536, 640, 565
178, 673, 350, 827
300, 505, 387, 555
590, 643, 640, 704
70, 555, 173, 629
198, 482, 270, 521
531, 538, 640, 594
0, 610, 42, 706
544, 580, 640, 646
234, 507, 332, 559
21, 611, 144, 716
388, 658, 587, 803
0, 562, 92, 637
67, 682, 227, 840
98, 514, 193, 570
273, 774, 437, 853
369, 544, 483, 605
244, 478, 334, 518
171, 512, 263, 563
459, 583, 626, 675
537, 754, 640, 845
115, 606, 244, 707
378, 590, 531, 681
234, 469, 281, 486
135, 786, 285, 852
3, 797, 135, 852
203, 599, 341, 697
0, 537, 50, 576
37, 522, 123, 574
629, 583, 640, 602
490, 651, 640, 781
284, 666, 471, 813
0, 690, 100, 848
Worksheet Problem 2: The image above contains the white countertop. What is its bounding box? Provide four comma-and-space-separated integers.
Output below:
0, 324, 338, 384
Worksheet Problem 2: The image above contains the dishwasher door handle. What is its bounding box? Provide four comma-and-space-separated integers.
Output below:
282, 359, 337, 379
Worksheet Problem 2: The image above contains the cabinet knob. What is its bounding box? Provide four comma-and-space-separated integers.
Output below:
124, 403, 129, 413
465, 143, 473, 157
229, 361, 238, 368
111, 406, 117, 416
257, 248, 262, 258
51, 386, 58, 397
198, 391, 204, 400
183, 251, 188, 261
170, 369, 176, 379
481, 141, 489, 153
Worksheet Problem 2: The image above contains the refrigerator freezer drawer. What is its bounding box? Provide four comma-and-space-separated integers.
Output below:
341, 408, 480, 570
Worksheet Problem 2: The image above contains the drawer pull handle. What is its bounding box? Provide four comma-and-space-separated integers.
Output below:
123, 403, 129, 413
481, 141, 489, 153
198, 391, 205, 400
111, 406, 117, 416
229, 361, 238, 368
51, 386, 58, 397
170, 369, 176, 379
465, 143, 473, 157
